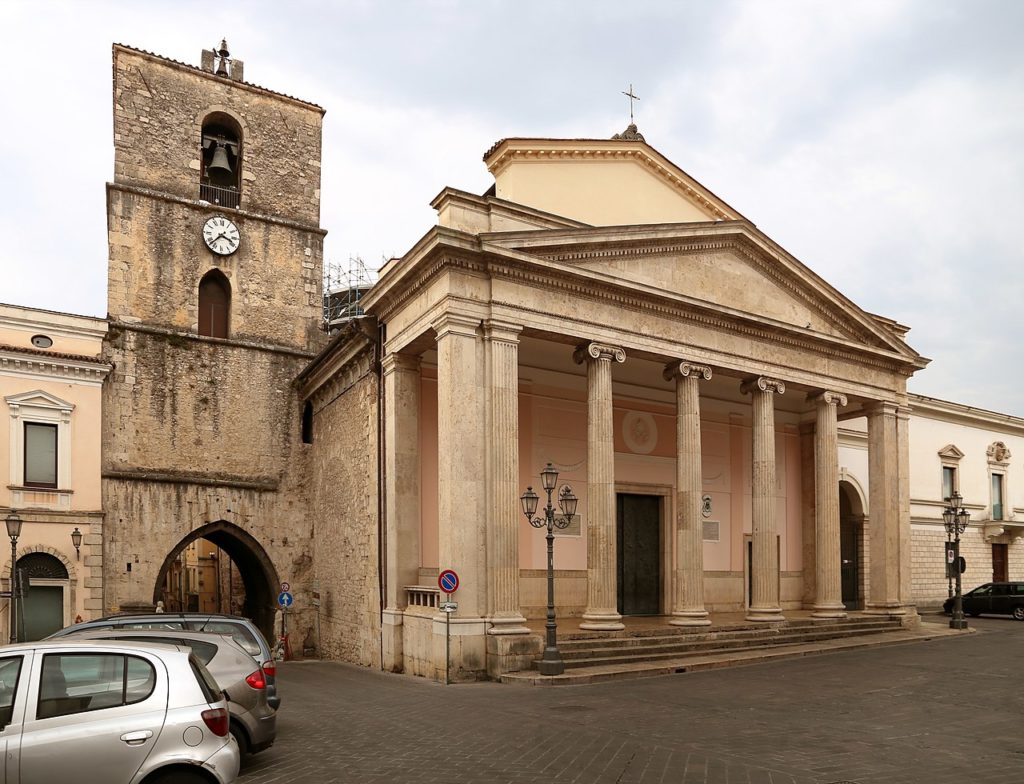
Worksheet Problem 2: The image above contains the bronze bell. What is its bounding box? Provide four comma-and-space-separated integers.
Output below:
208, 143, 233, 175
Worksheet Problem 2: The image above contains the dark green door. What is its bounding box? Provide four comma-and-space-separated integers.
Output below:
22, 585, 64, 641
616, 494, 661, 615
840, 522, 861, 610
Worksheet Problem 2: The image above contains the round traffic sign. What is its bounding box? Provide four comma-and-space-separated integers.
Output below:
438, 569, 459, 594
278, 591, 294, 608
281, 581, 291, 592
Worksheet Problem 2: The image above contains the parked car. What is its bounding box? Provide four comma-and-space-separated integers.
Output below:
943, 581, 1024, 619
0, 638, 238, 784
48, 612, 280, 709
61, 629, 276, 757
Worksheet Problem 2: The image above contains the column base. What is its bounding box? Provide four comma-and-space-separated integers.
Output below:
745, 606, 784, 623
669, 610, 711, 627
486, 631, 543, 678
579, 610, 624, 631
487, 614, 531, 636
381, 608, 404, 673
810, 602, 847, 620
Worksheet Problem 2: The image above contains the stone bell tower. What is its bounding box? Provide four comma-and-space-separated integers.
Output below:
102, 41, 327, 640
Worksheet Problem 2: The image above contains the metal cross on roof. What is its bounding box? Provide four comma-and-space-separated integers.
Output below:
622, 84, 640, 123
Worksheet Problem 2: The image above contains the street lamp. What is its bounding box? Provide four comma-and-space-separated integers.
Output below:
5, 512, 22, 644
520, 462, 578, 676
943, 491, 970, 630
71, 527, 83, 560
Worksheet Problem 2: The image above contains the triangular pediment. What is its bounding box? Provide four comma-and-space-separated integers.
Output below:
938, 444, 965, 460
4, 390, 75, 411
484, 223, 917, 357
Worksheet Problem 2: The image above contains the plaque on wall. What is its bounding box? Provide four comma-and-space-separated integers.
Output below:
702, 520, 720, 542
554, 514, 582, 537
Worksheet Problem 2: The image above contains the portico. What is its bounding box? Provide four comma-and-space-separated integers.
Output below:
358, 132, 927, 680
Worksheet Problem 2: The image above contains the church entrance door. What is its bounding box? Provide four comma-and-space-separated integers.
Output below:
616, 494, 661, 615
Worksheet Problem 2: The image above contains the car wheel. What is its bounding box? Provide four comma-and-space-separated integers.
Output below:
149, 769, 209, 784
231, 721, 250, 758
1013, 606, 1024, 621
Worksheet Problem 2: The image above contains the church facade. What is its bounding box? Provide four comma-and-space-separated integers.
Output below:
26, 42, 1015, 680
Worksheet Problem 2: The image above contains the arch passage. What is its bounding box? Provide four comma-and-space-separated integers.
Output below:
153, 521, 279, 642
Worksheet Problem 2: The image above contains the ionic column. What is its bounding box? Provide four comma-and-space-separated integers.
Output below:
484, 321, 529, 635
864, 401, 914, 617
809, 390, 847, 619
433, 313, 487, 620
381, 352, 422, 671
573, 342, 626, 631
664, 361, 712, 626
741, 376, 785, 622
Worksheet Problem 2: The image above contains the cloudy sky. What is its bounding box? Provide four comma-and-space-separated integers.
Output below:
1, 0, 1022, 414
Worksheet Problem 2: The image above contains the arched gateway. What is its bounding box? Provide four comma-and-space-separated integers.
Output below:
153, 521, 279, 642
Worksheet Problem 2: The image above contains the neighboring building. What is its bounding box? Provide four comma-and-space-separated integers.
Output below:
0, 303, 111, 640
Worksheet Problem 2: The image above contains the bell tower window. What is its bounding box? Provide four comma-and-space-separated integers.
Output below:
198, 270, 231, 338
200, 113, 242, 209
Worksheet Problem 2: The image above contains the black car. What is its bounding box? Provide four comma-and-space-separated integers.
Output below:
944, 582, 1024, 620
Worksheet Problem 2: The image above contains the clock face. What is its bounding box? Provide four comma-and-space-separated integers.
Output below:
202, 216, 240, 256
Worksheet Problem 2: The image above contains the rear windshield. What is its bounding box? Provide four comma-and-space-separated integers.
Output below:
116, 636, 218, 666
189, 654, 223, 704
186, 621, 260, 657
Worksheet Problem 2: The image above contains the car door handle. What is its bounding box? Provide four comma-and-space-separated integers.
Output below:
120, 730, 153, 745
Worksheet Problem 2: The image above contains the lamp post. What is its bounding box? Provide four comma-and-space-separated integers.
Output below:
943, 491, 970, 630
71, 527, 83, 560
520, 462, 578, 676
5, 512, 22, 644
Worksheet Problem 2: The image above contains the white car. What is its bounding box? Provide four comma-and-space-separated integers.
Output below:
0, 639, 239, 784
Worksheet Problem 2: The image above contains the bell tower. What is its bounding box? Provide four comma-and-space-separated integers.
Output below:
102, 42, 327, 637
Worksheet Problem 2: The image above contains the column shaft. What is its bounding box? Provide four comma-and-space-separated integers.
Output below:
810, 391, 847, 619
574, 342, 625, 631
485, 321, 528, 634
743, 377, 785, 622
665, 362, 712, 626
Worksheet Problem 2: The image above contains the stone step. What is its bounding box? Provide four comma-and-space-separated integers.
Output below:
556, 619, 900, 653
554, 615, 895, 642
561, 626, 901, 667
501, 624, 968, 686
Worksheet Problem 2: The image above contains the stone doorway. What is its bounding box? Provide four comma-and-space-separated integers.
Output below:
839, 481, 865, 610
616, 493, 662, 615
153, 520, 279, 642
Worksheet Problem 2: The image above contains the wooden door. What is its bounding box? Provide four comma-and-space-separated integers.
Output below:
616, 494, 661, 615
993, 543, 1008, 583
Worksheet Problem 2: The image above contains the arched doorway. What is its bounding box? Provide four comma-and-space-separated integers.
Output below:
18, 552, 70, 641
153, 521, 278, 642
839, 481, 866, 610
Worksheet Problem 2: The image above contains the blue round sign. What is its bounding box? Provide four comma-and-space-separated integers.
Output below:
278, 591, 294, 608
438, 569, 459, 594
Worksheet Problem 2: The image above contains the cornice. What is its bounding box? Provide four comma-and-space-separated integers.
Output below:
0, 347, 111, 383
106, 182, 328, 236
107, 321, 317, 360
909, 392, 1024, 434
103, 469, 278, 492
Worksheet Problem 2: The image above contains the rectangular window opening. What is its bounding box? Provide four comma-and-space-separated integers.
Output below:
24, 422, 57, 488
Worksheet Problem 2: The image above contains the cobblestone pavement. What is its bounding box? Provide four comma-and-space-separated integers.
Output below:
240, 617, 1022, 784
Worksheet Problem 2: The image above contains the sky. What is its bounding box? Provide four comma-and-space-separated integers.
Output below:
1, 0, 1022, 415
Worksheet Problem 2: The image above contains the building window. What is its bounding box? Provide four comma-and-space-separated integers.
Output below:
200, 113, 242, 209
301, 401, 313, 444
24, 422, 58, 488
942, 466, 957, 501
198, 270, 231, 338
992, 473, 1005, 521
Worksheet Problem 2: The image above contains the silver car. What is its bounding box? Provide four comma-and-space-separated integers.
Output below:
66, 629, 276, 757
0, 639, 239, 783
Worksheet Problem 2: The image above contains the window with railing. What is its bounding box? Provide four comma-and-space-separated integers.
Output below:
200, 113, 241, 208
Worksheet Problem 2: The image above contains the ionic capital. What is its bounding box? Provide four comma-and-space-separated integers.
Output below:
573, 342, 626, 365
663, 361, 712, 383
741, 376, 785, 396
807, 390, 847, 408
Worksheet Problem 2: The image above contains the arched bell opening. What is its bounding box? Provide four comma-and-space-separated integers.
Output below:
200, 112, 242, 207
153, 521, 278, 643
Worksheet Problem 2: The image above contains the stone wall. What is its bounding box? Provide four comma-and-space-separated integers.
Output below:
112, 45, 323, 226
308, 352, 381, 665
912, 524, 1024, 608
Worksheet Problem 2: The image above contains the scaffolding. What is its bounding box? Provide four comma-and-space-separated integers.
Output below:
322, 257, 377, 333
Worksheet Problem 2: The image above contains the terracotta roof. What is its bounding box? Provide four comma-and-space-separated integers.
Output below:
113, 43, 325, 113
0, 343, 109, 366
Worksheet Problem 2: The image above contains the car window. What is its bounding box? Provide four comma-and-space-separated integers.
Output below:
1014, 584, 1024, 596
186, 621, 260, 657
189, 655, 222, 704
0, 656, 23, 729
972, 585, 993, 596
37, 654, 155, 720
993, 584, 1010, 596
118, 621, 185, 631
115, 636, 218, 666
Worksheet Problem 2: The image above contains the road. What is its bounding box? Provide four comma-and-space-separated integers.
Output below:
240, 615, 1022, 783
